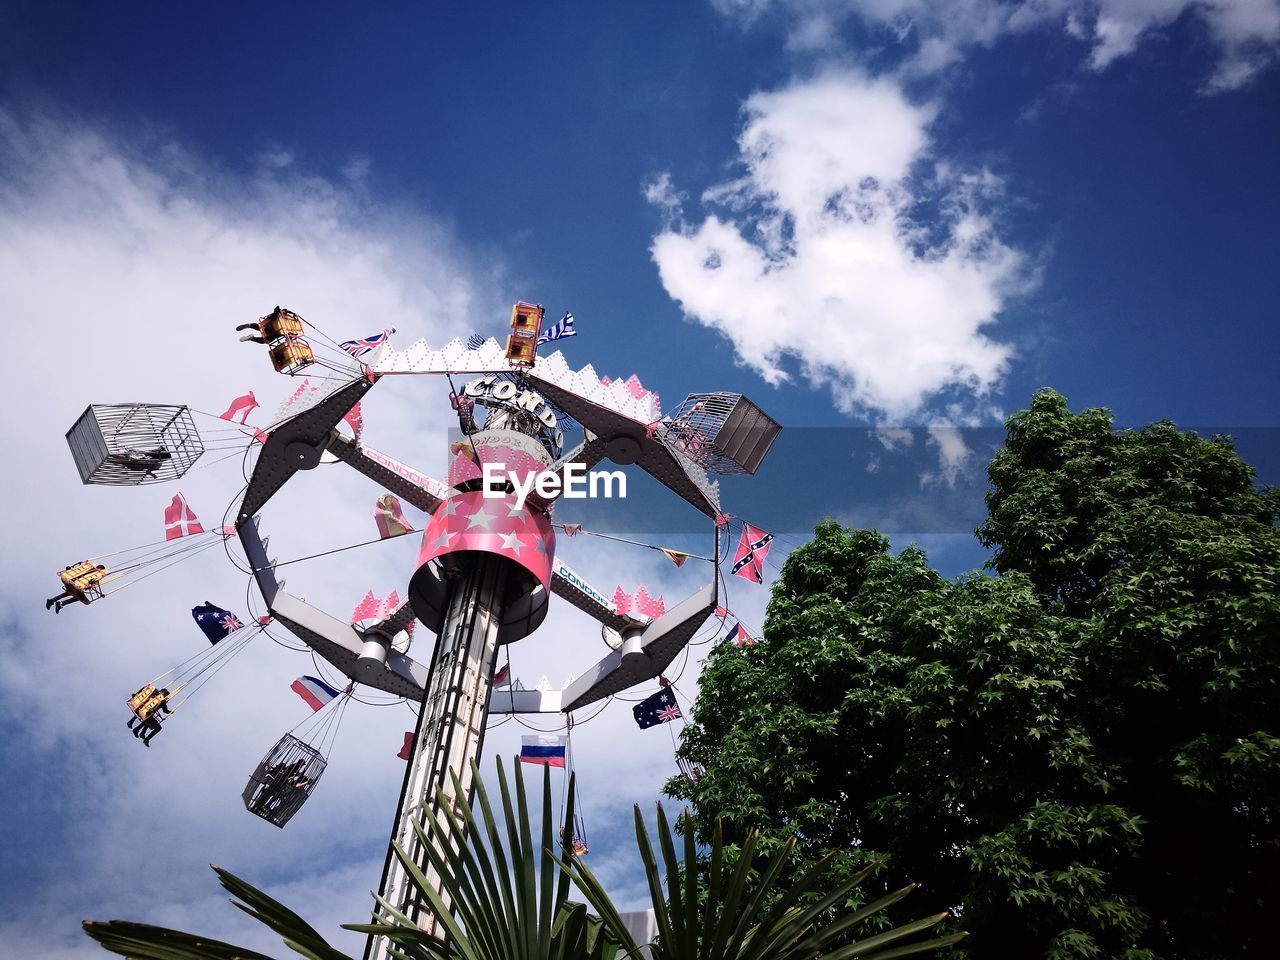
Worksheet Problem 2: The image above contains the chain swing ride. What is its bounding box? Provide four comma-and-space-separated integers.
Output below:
56, 300, 781, 955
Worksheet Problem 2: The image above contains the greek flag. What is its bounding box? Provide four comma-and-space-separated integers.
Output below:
537, 312, 576, 346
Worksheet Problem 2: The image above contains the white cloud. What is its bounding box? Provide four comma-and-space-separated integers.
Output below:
920, 424, 974, 486
648, 70, 1024, 421
711, 0, 1280, 91
875, 426, 916, 451
0, 109, 752, 955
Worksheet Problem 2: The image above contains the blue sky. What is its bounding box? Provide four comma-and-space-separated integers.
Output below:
1, 1, 1278, 956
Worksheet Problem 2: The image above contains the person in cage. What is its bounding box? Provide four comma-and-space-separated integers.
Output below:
106, 447, 172, 478
263, 760, 312, 817
129, 687, 173, 747
248, 761, 288, 814
46, 564, 107, 613
559, 827, 589, 856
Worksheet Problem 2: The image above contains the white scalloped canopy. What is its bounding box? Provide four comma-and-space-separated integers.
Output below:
368, 338, 663, 424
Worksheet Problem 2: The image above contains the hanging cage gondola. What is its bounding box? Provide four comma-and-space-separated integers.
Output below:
65, 403, 204, 485
658, 392, 781, 476
242, 733, 327, 828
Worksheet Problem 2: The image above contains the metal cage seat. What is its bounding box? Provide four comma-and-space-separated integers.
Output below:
658, 392, 781, 476
65, 404, 204, 486
242, 733, 327, 828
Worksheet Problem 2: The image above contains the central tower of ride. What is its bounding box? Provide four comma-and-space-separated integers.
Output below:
377, 406, 561, 946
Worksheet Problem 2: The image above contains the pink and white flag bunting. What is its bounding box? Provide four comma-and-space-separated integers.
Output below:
612, 585, 666, 619
219, 391, 259, 425
343, 402, 364, 442
350, 589, 403, 625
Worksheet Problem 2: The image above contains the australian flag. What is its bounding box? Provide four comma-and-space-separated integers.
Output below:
632, 686, 682, 729
537, 312, 576, 346
340, 327, 395, 358
191, 601, 243, 644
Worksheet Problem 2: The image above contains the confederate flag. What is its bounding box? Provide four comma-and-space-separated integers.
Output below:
731, 522, 772, 584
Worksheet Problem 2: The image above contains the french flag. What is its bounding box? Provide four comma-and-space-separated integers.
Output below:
291, 675, 341, 712
519, 734, 567, 768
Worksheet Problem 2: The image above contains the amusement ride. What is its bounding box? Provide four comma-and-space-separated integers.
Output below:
55, 301, 780, 957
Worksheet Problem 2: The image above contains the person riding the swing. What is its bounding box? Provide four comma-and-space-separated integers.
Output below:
128, 686, 173, 747
46, 563, 108, 613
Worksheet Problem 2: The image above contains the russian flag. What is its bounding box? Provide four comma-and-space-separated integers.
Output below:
291, 675, 341, 712
519, 734, 567, 767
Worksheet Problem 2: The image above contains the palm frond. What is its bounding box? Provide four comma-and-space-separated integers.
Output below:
349, 756, 611, 960
558, 806, 966, 960
82, 918, 297, 960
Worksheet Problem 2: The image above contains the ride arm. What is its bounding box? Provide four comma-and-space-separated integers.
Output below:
237, 375, 377, 523
525, 371, 723, 519
561, 581, 718, 711
549, 556, 639, 632
237, 516, 428, 699
325, 434, 449, 514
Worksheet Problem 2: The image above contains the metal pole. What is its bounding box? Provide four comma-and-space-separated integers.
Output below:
365, 554, 509, 959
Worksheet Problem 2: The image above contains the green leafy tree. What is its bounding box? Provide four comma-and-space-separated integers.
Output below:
670, 389, 1280, 959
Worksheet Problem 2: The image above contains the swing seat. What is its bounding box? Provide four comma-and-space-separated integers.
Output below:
66, 404, 204, 486
269, 338, 316, 375
128, 684, 171, 721
60, 562, 107, 590
242, 733, 326, 828
128, 685, 156, 717
59, 562, 108, 603
260, 307, 306, 341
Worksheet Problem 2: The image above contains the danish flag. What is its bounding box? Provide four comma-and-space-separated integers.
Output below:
164, 493, 205, 541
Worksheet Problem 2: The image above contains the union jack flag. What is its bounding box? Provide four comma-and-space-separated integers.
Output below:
340, 327, 395, 358
537, 312, 576, 346
220, 613, 244, 633
658, 704, 682, 722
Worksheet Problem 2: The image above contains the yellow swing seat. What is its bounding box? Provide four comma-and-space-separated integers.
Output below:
59, 562, 109, 602
128, 684, 172, 722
